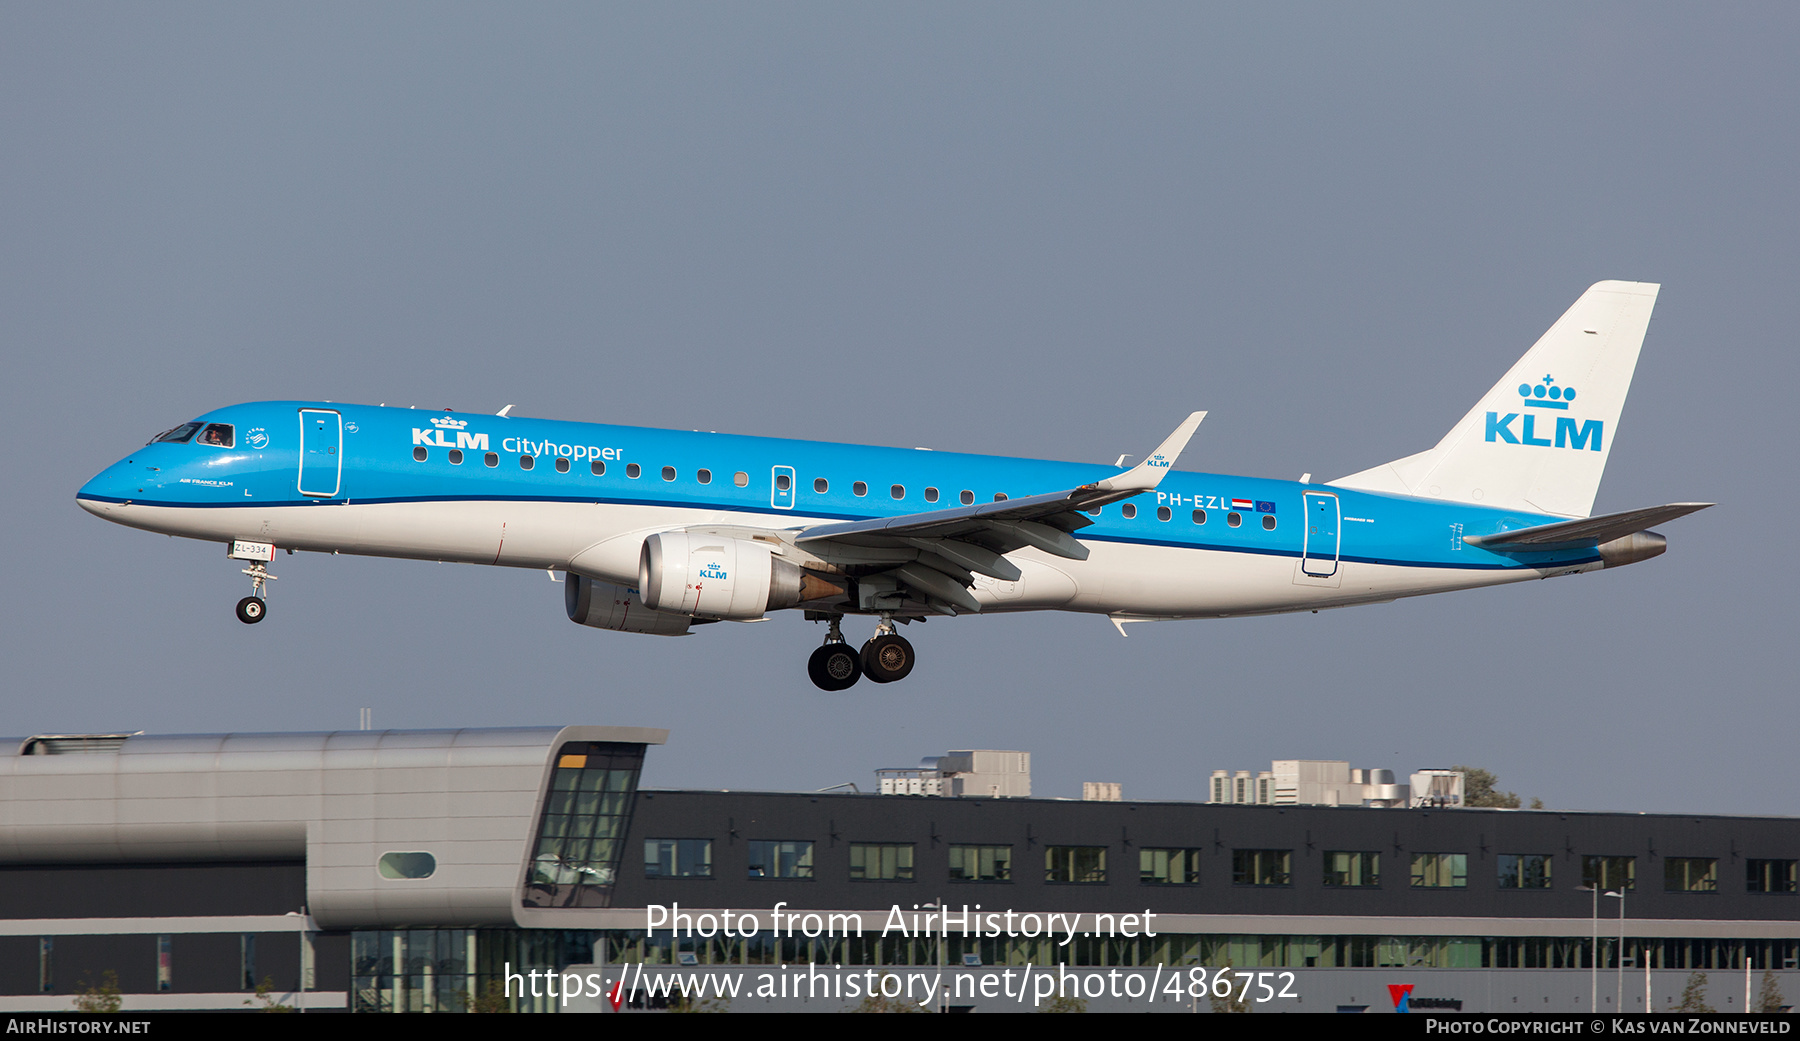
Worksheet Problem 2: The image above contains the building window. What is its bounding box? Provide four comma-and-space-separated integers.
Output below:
1411, 853, 1468, 888
1748, 859, 1798, 894
378, 852, 437, 879
849, 843, 914, 881
1582, 855, 1636, 892
1665, 857, 1718, 893
697, 469, 712, 484
1046, 846, 1107, 884
853, 481, 867, 496
1324, 851, 1380, 888
1121, 504, 1137, 519
555, 457, 570, 473
525, 742, 646, 907
644, 839, 713, 879
38, 938, 51, 993
157, 935, 172, 992
240, 934, 257, 991
1140, 848, 1202, 885
1497, 853, 1553, 889
1232, 849, 1292, 886
949, 845, 1013, 882
413, 446, 428, 461
813, 478, 827, 493
747, 840, 814, 879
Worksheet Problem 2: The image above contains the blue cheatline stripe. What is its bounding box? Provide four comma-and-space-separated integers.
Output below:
75, 494, 1581, 573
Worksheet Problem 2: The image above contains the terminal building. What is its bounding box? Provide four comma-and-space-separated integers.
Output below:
0, 726, 1794, 1013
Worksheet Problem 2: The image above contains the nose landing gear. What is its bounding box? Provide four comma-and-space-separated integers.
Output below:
228, 541, 278, 624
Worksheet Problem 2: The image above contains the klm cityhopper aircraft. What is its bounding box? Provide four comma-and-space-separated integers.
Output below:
79, 281, 1707, 690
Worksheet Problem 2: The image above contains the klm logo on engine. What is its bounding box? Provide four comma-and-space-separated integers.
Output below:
412, 415, 490, 451
698, 561, 728, 580
1484, 376, 1602, 452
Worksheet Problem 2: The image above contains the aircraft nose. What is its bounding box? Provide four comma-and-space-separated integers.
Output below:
77, 459, 144, 516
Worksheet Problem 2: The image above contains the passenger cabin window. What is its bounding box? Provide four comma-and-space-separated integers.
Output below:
448, 449, 463, 464
626, 463, 641, 479
198, 424, 234, 447
149, 422, 201, 444
1262, 514, 1276, 530
1227, 511, 1242, 527
591, 461, 605, 475
994, 493, 1008, 502
890, 485, 905, 500
960, 490, 974, 505
814, 478, 828, 493
853, 481, 868, 497
697, 469, 712, 484
1121, 504, 1137, 519
662, 466, 676, 482
1193, 509, 1207, 524
1157, 506, 1172, 521
775, 473, 791, 491
519, 455, 535, 470
924, 487, 939, 503
413, 447, 428, 462
556, 458, 570, 473
734, 471, 748, 487
484, 452, 498, 467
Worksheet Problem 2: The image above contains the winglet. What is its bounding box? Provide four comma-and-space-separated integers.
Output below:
1095, 412, 1205, 493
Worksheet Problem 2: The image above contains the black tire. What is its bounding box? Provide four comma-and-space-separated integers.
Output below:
236, 596, 267, 624
808, 643, 862, 691
861, 633, 915, 684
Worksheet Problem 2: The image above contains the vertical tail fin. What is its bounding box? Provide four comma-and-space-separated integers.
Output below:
1331, 281, 1660, 518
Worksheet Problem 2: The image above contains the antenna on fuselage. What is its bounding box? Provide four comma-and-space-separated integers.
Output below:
496, 404, 514, 417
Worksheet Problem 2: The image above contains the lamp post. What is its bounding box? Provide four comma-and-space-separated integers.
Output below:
1610, 889, 1625, 1011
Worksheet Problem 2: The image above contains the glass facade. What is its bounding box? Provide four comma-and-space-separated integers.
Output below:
1140, 848, 1202, 885
747, 840, 814, 879
1411, 853, 1468, 888
1046, 846, 1107, 884
1497, 853, 1553, 889
1322, 851, 1379, 888
948, 844, 1012, 882
521, 742, 646, 909
1232, 849, 1291, 886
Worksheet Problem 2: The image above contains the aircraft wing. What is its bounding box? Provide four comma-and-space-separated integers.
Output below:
793, 413, 1204, 613
1462, 502, 1712, 552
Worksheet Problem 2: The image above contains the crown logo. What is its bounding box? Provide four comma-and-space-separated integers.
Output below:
430, 416, 469, 429
1517, 375, 1576, 410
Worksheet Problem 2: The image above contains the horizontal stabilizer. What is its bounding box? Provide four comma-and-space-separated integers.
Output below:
1464, 502, 1712, 551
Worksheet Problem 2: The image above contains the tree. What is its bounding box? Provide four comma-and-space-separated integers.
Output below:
245, 976, 294, 1012
1207, 962, 1251, 1013
1756, 968, 1786, 1014
1452, 765, 1522, 809
1676, 971, 1713, 1013
72, 971, 122, 1014
467, 979, 513, 1013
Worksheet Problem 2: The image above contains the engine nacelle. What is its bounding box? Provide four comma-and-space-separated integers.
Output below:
639, 532, 824, 620
564, 574, 693, 636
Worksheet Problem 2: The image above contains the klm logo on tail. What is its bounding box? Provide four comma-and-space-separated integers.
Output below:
1484, 376, 1602, 452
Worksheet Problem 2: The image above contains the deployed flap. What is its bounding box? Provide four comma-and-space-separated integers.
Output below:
1333, 282, 1659, 518
1464, 502, 1712, 552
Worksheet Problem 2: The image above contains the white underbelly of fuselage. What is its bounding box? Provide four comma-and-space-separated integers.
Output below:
99, 499, 1545, 619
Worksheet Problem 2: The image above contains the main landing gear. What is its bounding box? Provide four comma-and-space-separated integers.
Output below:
808, 614, 915, 691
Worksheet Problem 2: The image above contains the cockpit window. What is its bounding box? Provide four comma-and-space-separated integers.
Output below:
198, 424, 234, 448
149, 422, 201, 445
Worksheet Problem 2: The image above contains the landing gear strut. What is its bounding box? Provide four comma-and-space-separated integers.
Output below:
807, 615, 862, 691
236, 561, 275, 625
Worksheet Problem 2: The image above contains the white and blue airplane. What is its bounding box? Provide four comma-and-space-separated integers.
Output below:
79, 281, 1707, 690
